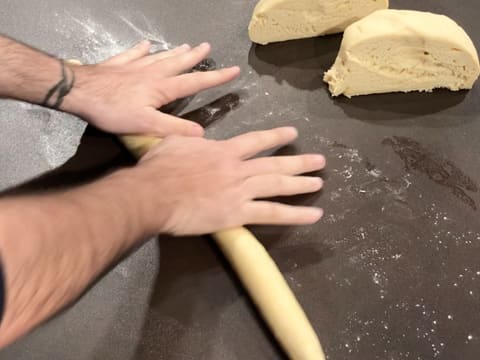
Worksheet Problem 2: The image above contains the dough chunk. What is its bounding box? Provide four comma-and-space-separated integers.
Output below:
324, 10, 480, 97
249, 0, 389, 45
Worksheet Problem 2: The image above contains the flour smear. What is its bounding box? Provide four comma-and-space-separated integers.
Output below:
56, 11, 173, 63
37, 12, 173, 166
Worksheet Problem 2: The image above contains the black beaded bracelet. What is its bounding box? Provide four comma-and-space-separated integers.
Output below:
41, 59, 76, 109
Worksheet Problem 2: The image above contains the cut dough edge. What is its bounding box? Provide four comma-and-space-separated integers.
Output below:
324, 9, 480, 97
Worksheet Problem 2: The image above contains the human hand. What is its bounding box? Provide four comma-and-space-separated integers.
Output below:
62, 41, 240, 137
128, 127, 326, 236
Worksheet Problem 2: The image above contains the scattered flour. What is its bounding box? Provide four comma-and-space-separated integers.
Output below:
57, 13, 126, 63
311, 135, 480, 359
118, 13, 172, 51
56, 11, 173, 63
19, 12, 173, 172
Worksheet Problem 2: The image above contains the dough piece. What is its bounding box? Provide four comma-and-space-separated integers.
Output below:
120, 135, 161, 159
324, 9, 480, 97
248, 0, 389, 45
214, 228, 326, 360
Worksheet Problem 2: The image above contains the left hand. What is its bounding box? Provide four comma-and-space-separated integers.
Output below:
62, 41, 240, 137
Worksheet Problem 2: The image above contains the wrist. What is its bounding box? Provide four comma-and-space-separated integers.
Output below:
0, 36, 84, 107
110, 166, 172, 237
91, 167, 167, 240
59, 63, 96, 118
0, 53, 61, 104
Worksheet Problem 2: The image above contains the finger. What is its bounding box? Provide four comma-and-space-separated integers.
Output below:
102, 40, 152, 66
245, 175, 323, 199
226, 127, 298, 160
158, 67, 240, 101
158, 42, 212, 76
242, 202, 323, 225
243, 154, 326, 176
136, 44, 192, 67
140, 109, 204, 137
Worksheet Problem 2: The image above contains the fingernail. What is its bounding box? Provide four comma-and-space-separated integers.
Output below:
307, 177, 322, 187
313, 154, 326, 166
230, 66, 241, 74
313, 208, 324, 219
282, 127, 298, 138
190, 123, 205, 136
303, 208, 324, 223
134, 40, 149, 49
199, 42, 210, 49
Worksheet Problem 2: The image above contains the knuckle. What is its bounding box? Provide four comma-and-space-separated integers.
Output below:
196, 73, 215, 86
263, 131, 276, 143
300, 155, 313, 170
163, 135, 181, 143
221, 158, 243, 177
140, 116, 166, 136
276, 158, 290, 173
239, 203, 253, 224
242, 183, 256, 201
252, 131, 269, 145
266, 204, 282, 219
270, 128, 285, 142
180, 121, 200, 136
269, 158, 282, 173
273, 175, 286, 189
156, 87, 175, 105
138, 113, 156, 131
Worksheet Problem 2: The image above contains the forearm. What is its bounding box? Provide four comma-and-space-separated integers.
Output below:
0, 35, 64, 105
0, 169, 158, 348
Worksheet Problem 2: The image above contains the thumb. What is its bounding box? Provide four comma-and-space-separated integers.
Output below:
140, 109, 205, 137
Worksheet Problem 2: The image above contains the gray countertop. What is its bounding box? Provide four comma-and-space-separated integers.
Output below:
1, 0, 480, 359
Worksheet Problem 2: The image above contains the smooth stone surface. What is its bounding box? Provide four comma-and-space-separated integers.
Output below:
1, 0, 480, 359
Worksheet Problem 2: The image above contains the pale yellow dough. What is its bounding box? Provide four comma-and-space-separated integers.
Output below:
324, 9, 480, 97
214, 228, 325, 360
249, 0, 389, 45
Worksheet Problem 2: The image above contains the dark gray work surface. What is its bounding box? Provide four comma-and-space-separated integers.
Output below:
1, 0, 480, 359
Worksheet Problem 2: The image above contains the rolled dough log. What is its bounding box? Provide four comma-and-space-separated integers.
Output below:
214, 228, 325, 360
120, 135, 161, 158
66, 60, 325, 360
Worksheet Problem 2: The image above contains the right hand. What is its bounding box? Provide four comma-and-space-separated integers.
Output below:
129, 127, 326, 236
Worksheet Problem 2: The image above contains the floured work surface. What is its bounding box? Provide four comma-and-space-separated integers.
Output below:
1, 0, 480, 359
